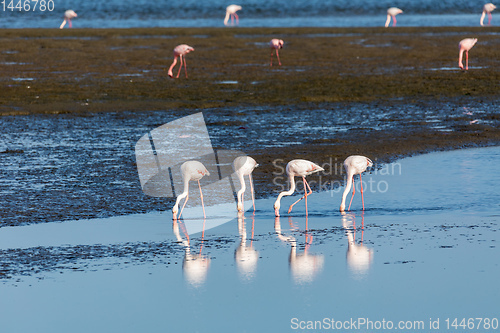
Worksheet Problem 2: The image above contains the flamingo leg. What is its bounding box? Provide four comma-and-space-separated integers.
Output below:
249, 173, 256, 212
392, 16, 397, 27
360, 173, 365, 211
234, 13, 239, 25
288, 177, 312, 214
176, 55, 183, 78
183, 57, 188, 78
276, 49, 281, 66
488, 13, 492, 25
198, 180, 206, 219
465, 50, 469, 71
270, 50, 274, 66
68, 19, 72, 28
179, 193, 189, 219
348, 177, 355, 211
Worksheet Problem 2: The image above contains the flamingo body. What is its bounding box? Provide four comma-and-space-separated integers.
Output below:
339, 155, 373, 212
60, 10, 77, 29
224, 5, 242, 26
481, 3, 496, 26
385, 7, 403, 27
269, 39, 284, 66
168, 44, 195, 79
274, 159, 324, 216
458, 38, 478, 71
233, 156, 259, 212
172, 160, 210, 220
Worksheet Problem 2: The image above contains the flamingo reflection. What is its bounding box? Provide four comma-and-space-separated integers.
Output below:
341, 212, 373, 279
235, 212, 259, 280
274, 216, 324, 284
172, 219, 210, 287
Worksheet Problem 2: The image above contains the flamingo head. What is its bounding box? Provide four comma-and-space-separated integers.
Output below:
339, 203, 346, 212
273, 201, 280, 217
366, 158, 373, 168
237, 202, 243, 212
172, 204, 179, 220
278, 40, 284, 49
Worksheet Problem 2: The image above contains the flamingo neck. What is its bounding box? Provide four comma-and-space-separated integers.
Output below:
237, 173, 246, 209
167, 56, 178, 77
340, 174, 353, 209
458, 49, 465, 68
274, 173, 296, 208
385, 14, 391, 27
480, 11, 486, 26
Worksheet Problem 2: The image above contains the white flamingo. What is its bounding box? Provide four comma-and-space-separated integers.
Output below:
60, 10, 77, 29
458, 38, 478, 71
269, 39, 284, 66
224, 5, 242, 26
167, 44, 195, 79
233, 156, 259, 212
274, 159, 324, 217
385, 7, 403, 27
339, 155, 373, 212
172, 161, 210, 220
481, 3, 496, 26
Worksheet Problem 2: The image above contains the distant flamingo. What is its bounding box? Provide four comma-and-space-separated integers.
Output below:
458, 38, 478, 71
224, 5, 242, 26
481, 3, 496, 26
269, 39, 284, 66
172, 160, 210, 220
60, 10, 77, 29
339, 155, 373, 212
167, 44, 195, 79
233, 156, 259, 212
385, 7, 403, 27
274, 159, 324, 217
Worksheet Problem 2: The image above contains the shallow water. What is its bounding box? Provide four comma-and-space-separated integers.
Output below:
0, 146, 498, 332
1, 0, 495, 29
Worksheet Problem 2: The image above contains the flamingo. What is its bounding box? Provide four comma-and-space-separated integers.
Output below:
274, 159, 324, 217
60, 10, 77, 29
339, 155, 373, 212
167, 44, 195, 79
233, 156, 259, 212
458, 38, 478, 71
270, 39, 284, 66
172, 160, 210, 220
224, 5, 242, 26
385, 7, 403, 27
481, 3, 496, 26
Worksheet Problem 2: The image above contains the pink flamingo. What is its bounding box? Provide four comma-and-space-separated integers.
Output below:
224, 5, 242, 26
339, 155, 373, 212
60, 10, 77, 29
458, 38, 478, 71
481, 3, 496, 26
274, 159, 324, 217
172, 161, 210, 220
385, 7, 403, 27
233, 156, 259, 212
270, 39, 284, 66
167, 44, 195, 79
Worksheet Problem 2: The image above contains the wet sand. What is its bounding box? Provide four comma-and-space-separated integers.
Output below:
0, 27, 499, 225
0, 147, 498, 333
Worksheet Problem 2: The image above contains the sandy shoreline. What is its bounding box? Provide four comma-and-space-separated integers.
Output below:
0, 27, 499, 226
